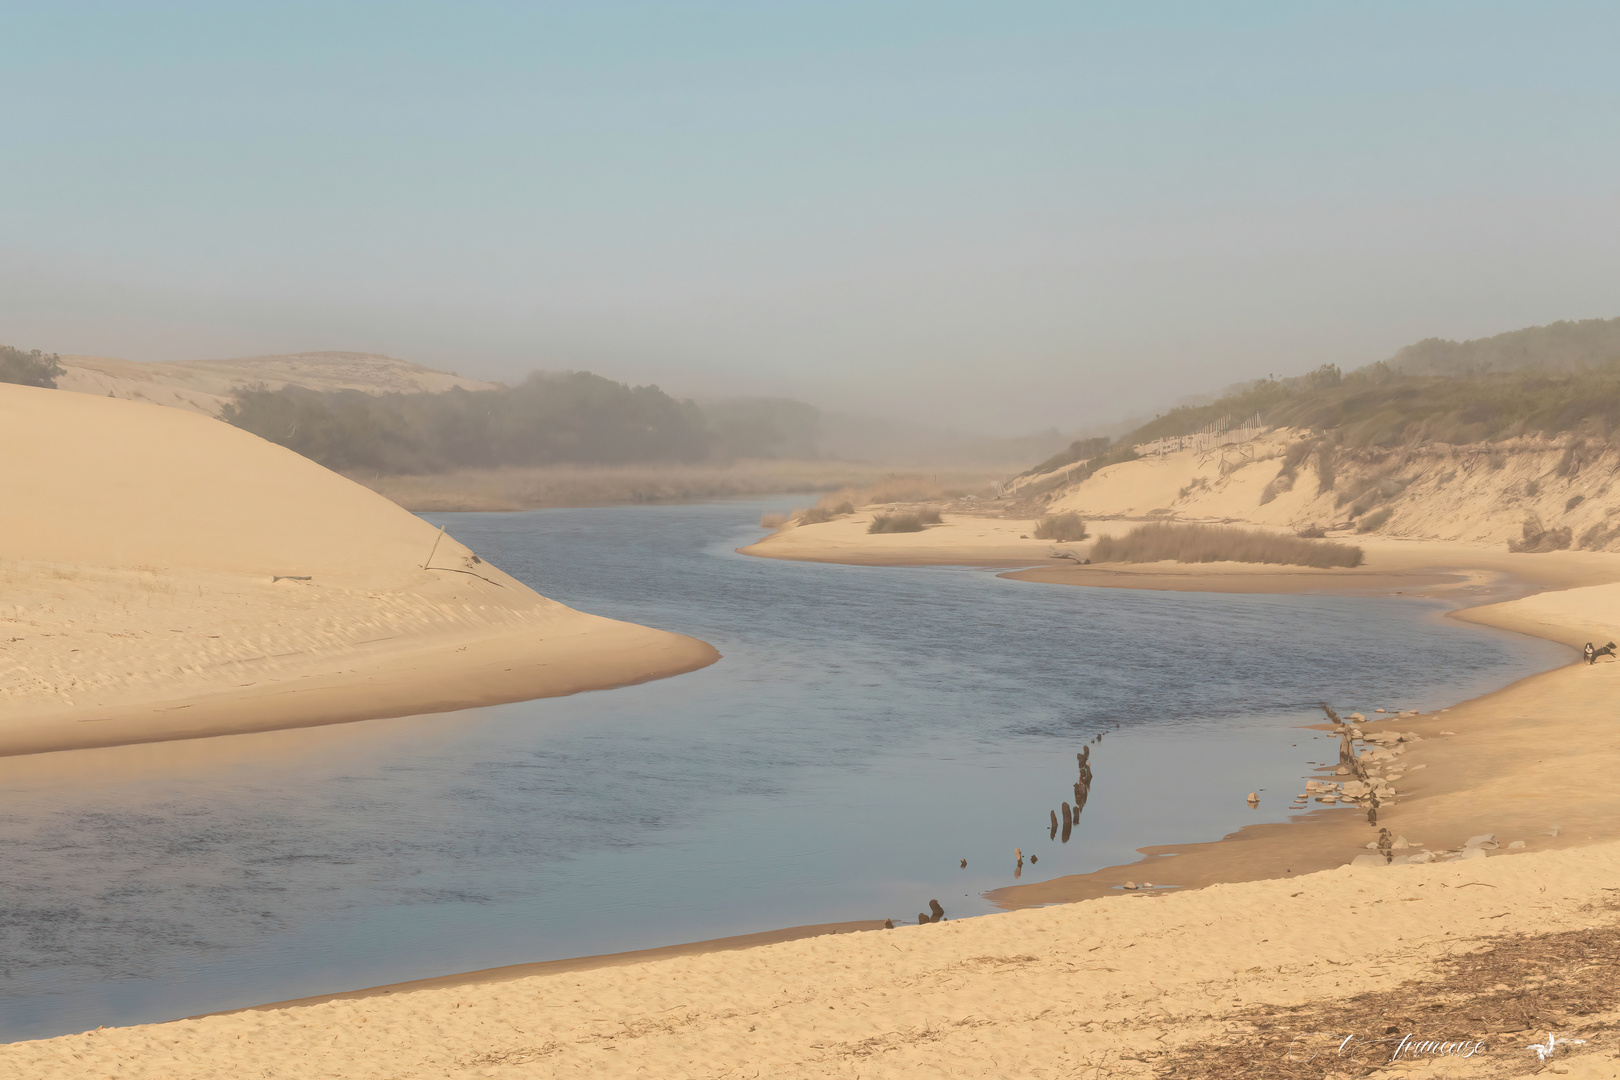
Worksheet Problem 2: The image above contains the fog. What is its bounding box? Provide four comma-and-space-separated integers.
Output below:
3, 3, 1619, 435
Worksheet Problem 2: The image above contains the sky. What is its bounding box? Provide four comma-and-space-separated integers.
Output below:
3, 2, 1619, 435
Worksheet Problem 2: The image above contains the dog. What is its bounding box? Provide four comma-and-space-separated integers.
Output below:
1585, 641, 1617, 665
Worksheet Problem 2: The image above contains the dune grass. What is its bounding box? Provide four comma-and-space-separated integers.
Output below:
1033, 513, 1088, 542
1089, 522, 1364, 568
868, 508, 943, 534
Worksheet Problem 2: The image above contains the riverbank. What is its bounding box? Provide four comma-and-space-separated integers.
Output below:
745, 510, 1620, 908
0, 384, 718, 756
10, 838, 1620, 1076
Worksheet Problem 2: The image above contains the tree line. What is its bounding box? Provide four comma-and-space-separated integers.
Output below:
219, 372, 824, 473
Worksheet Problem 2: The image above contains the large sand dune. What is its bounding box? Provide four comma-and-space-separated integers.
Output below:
0, 383, 716, 755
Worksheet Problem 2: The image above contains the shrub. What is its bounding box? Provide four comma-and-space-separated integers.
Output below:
1566, 494, 1586, 512
1088, 522, 1363, 568
1033, 513, 1089, 541
1356, 507, 1394, 533
918, 508, 943, 525
1525, 479, 1541, 497
0, 346, 63, 389
1315, 443, 1336, 493
1509, 513, 1574, 553
797, 506, 835, 525
1296, 526, 1327, 539
869, 513, 927, 534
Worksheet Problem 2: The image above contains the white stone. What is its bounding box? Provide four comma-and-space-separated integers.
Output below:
1464, 833, 1497, 849
1404, 851, 1434, 864
1350, 853, 1389, 867
1391, 836, 1410, 850
1409, 764, 1427, 770
1440, 730, 1457, 735
1459, 847, 1489, 860
1508, 840, 1526, 850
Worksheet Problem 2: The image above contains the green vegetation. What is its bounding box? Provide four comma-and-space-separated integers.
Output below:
1090, 522, 1364, 568
1033, 513, 1088, 541
0, 345, 64, 388
1388, 317, 1620, 376
220, 374, 826, 473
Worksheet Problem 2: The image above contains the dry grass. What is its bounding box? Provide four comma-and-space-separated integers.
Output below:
1089, 522, 1364, 568
1158, 914, 1620, 1079
868, 509, 942, 534
347, 460, 925, 512
1509, 513, 1574, 553
1032, 513, 1089, 542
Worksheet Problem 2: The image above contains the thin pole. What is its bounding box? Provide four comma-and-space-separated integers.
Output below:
423, 525, 446, 569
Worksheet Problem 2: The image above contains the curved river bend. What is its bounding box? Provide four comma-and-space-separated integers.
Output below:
0, 500, 1568, 1039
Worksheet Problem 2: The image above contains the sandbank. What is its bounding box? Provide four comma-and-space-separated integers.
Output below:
0, 384, 717, 756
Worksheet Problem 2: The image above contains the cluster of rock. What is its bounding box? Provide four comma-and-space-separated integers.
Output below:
1350, 831, 1530, 868
1291, 706, 1423, 823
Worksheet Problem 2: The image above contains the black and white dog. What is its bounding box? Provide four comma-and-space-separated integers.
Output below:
1584, 641, 1617, 665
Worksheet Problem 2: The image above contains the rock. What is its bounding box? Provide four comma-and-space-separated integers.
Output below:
1336, 767, 1350, 775
1365, 841, 1380, 850
1141, 882, 1153, 889
1246, 792, 1259, 804
1340, 781, 1370, 797
1439, 730, 1457, 735
1409, 763, 1427, 770
1318, 796, 1337, 803
1404, 851, 1433, 864
1350, 727, 1364, 738
1350, 853, 1389, 867
1464, 833, 1497, 849
1375, 708, 1387, 713
1123, 881, 1137, 890
1459, 847, 1488, 860
1508, 840, 1526, 849
1349, 712, 1366, 721
1548, 826, 1561, 837
1392, 836, 1409, 851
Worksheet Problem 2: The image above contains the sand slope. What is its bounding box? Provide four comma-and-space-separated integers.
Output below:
0, 383, 717, 754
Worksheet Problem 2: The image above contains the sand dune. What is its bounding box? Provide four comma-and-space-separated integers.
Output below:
54, 350, 497, 415
0, 383, 717, 755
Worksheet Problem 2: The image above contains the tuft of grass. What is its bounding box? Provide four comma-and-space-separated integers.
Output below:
868, 512, 934, 533
1355, 506, 1393, 533
1566, 493, 1586, 512
796, 506, 836, 525
1509, 512, 1574, 553
1295, 525, 1326, 539
1089, 522, 1363, 568
1032, 513, 1089, 542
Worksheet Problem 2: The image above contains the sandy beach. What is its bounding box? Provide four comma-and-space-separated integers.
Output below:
0, 383, 717, 756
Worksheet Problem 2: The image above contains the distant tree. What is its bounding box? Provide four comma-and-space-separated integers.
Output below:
0, 346, 64, 388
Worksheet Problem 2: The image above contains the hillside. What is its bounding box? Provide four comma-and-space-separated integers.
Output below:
1004, 319, 1620, 553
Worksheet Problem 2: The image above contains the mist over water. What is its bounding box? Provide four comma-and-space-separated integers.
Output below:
0, 499, 1568, 1040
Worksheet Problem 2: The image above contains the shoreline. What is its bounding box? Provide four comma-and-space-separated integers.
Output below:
740, 517, 1620, 908
165, 526, 1598, 1016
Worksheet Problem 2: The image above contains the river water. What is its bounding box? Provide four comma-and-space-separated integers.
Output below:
0, 500, 1569, 1039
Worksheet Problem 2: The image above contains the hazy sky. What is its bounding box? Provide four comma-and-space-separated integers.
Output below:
4, 2, 1619, 434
